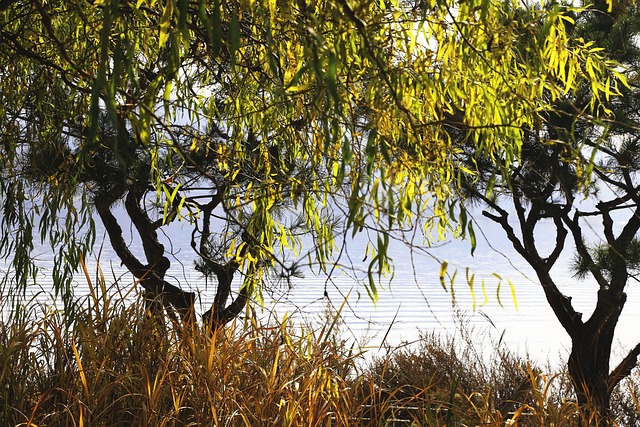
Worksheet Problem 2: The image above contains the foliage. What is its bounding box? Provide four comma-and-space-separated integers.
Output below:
450, 0, 640, 419
0, 0, 621, 320
572, 238, 640, 281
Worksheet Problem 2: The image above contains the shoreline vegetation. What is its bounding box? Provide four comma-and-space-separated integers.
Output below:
2, 272, 639, 426
1, 0, 638, 423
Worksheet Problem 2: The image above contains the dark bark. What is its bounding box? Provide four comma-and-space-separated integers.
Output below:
202, 280, 249, 330
481, 196, 640, 422
608, 343, 640, 394
567, 289, 626, 417
95, 188, 195, 323
481, 208, 583, 335
95, 180, 253, 330
191, 194, 250, 331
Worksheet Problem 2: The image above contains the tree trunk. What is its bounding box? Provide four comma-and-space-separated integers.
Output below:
96, 190, 195, 324
568, 328, 615, 420
567, 289, 626, 423
201, 264, 249, 331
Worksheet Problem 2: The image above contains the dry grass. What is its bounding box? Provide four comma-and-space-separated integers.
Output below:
0, 273, 639, 426
364, 324, 640, 426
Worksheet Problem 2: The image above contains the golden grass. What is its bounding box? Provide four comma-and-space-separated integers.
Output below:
0, 272, 638, 426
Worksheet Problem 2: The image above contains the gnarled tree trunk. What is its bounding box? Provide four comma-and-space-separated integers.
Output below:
567, 290, 624, 419
95, 186, 195, 324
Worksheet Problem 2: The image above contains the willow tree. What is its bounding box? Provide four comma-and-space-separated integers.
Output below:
0, 0, 617, 327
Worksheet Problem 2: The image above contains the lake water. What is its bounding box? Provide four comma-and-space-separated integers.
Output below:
4, 209, 640, 370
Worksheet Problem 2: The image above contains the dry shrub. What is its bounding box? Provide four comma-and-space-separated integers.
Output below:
363, 320, 640, 426
0, 274, 368, 426
363, 325, 541, 426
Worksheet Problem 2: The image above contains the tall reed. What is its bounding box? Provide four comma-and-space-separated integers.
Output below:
1, 268, 639, 426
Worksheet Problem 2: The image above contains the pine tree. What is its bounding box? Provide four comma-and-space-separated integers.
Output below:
458, 1, 640, 420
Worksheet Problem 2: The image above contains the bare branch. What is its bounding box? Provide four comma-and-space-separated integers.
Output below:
607, 342, 640, 395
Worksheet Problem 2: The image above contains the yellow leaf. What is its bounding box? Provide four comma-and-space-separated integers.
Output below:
439, 260, 448, 290
159, 0, 173, 48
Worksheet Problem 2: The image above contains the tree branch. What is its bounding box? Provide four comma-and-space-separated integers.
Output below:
562, 210, 610, 290
96, 188, 194, 320
125, 188, 168, 273
607, 342, 640, 395
482, 207, 583, 335
544, 214, 567, 269
94, 189, 147, 277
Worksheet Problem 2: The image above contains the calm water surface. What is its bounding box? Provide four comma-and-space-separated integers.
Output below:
4, 212, 640, 369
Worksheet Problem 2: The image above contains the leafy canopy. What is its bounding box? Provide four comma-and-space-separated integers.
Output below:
0, 0, 620, 305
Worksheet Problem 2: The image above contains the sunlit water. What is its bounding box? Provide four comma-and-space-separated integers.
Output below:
3, 211, 640, 371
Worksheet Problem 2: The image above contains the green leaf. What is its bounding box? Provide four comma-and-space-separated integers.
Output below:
365, 130, 377, 175
509, 279, 518, 311
468, 220, 476, 256
229, 8, 240, 64
159, 0, 174, 49
466, 267, 476, 311
367, 255, 380, 304
178, 0, 189, 33
325, 51, 339, 104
